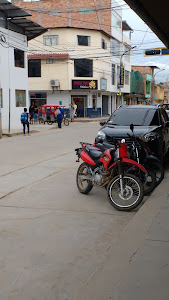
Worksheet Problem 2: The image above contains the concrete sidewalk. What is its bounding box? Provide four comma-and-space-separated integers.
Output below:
2, 117, 106, 136
73, 171, 169, 300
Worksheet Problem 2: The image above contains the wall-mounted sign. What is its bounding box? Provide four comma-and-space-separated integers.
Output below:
72, 80, 98, 90
101, 78, 107, 90
119, 65, 124, 87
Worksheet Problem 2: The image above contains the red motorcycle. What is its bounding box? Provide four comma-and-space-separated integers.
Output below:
75, 140, 147, 211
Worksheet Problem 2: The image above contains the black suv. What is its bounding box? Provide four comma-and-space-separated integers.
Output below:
97, 105, 169, 159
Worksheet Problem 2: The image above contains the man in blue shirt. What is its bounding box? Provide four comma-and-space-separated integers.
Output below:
56, 107, 64, 128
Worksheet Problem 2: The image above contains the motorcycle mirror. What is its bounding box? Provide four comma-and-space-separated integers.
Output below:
100, 120, 106, 126
130, 124, 134, 132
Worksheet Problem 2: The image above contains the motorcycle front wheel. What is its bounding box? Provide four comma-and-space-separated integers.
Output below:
76, 162, 93, 194
107, 174, 143, 211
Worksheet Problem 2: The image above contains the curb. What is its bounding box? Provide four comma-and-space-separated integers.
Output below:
2, 130, 39, 137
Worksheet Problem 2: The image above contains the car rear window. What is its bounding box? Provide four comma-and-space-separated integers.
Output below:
108, 108, 157, 126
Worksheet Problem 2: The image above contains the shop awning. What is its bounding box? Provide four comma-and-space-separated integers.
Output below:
0, 0, 30, 18
0, 0, 47, 40
124, 0, 169, 48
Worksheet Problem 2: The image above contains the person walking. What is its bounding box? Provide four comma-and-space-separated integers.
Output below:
69, 104, 74, 122
20, 108, 30, 135
72, 101, 77, 117
34, 105, 38, 125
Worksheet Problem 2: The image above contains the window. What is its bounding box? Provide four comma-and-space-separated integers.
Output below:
46, 59, 54, 64
111, 10, 122, 32
160, 108, 168, 123
14, 49, 24, 68
125, 70, 130, 85
117, 65, 120, 85
110, 39, 121, 56
0, 89, 3, 108
77, 35, 90, 46
43, 35, 58, 46
146, 80, 151, 95
16, 90, 26, 107
74, 59, 93, 77
108, 108, 157, 126
101, 38, 107, 49
49, 10, 60, 16
79, 8, 94, 14
28, 59, 41, 77
150, 111, 160, 126
112, 64, 115, 85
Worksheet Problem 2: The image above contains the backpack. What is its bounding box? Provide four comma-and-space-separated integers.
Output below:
55, 108, 61, 116
20, 112, 27, 124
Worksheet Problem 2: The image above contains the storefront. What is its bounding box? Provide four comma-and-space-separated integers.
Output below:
29, 79, 114, 118
71, 79, 101, 117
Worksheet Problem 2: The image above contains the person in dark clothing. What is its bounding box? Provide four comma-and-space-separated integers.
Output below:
29, 103, 34, 124
22, 108, 29, 135
55, 107, 64, 128
34, 105, 39, 125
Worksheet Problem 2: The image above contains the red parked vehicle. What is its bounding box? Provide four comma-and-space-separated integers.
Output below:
40, 104, 69, 126
75, 139, 147, 211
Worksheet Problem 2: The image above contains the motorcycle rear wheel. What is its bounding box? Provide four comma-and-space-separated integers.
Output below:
107, 174, 143, 211
64, 118, 69, 126
76, 162, 93, 194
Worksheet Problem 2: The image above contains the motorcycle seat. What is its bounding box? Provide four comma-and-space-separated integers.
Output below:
85, 145, 102, 160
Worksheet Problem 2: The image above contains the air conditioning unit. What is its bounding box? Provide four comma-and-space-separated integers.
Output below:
50, 79, 59, 87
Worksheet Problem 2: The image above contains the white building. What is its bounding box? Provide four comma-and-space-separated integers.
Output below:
27, 23, 132, 118
110, 2, 132, 109
0, 0, 46, 133
23, 0, 133, 118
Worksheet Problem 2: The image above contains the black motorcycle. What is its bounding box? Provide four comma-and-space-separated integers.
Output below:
127, 124, 164, 188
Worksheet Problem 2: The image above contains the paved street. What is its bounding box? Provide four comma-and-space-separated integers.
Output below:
0, 122, 137, 300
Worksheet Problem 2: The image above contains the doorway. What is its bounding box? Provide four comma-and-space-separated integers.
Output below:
71, 95, 87, 117
102, 95, 109, 116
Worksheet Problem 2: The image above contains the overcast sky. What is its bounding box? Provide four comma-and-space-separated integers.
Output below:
116, 0, 169, 83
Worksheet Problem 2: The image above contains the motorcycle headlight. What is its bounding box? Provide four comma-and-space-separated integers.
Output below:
96, 131, 106, 141
143, 132, 158, 142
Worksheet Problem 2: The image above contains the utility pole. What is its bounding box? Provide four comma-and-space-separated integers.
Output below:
118, 46, 136, 104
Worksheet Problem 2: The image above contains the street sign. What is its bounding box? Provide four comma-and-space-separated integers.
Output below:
118, 65, 124, 87
144, 48, 169, 56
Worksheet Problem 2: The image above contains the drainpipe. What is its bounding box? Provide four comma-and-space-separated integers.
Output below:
98, 0, 101, 30
39, 0, 42, 25
69, 0, 71, 27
